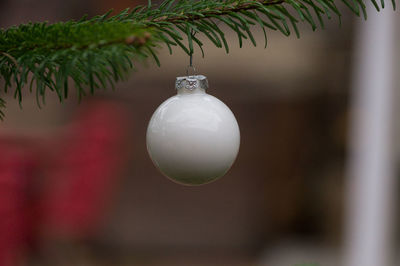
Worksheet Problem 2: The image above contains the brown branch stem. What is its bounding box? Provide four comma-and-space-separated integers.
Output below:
151, 0, 284, 23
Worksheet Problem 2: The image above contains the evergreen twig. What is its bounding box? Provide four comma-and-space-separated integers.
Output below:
0, 0, 395, 119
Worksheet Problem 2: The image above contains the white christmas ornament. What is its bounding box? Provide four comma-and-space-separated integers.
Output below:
146, 75, 240, 186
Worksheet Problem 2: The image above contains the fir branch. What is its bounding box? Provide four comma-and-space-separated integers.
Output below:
0, 0, 396, 119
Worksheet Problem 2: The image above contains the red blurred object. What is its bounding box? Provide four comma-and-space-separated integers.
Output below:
0, 141, 39, 266
0, 100, 128, 265
42, 101, 127, 237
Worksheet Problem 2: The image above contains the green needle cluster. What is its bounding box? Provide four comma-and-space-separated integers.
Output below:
0, 0, 395, 119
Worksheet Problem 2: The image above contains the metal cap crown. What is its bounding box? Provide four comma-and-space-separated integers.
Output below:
175, 75, 209, 91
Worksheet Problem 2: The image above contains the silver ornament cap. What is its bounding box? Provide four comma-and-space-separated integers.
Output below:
175, 75, 209, 91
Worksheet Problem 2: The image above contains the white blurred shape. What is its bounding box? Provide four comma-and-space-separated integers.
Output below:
343, 4, 397, 266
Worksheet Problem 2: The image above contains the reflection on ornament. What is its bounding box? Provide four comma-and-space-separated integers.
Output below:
146, 75, 240, 186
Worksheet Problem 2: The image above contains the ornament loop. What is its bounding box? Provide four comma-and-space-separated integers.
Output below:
186, 65, 196, 76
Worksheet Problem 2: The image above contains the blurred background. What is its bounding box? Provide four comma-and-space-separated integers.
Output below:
0, 0, 399, 265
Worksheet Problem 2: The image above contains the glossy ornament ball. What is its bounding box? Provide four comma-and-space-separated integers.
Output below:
146, 75, 240, 186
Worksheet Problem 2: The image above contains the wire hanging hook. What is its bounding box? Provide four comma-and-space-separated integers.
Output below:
186, 64, 196, 76
186, 28, 197, 76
